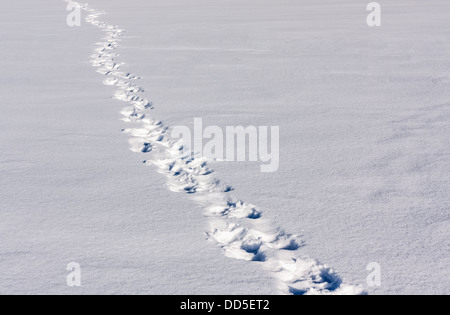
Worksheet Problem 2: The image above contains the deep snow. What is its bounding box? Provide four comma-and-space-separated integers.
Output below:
0, 0, 449, 294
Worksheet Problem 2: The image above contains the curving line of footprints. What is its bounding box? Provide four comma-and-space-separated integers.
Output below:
76, 1, 365, 295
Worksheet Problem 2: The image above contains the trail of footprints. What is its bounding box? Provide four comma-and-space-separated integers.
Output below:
79, 2, 364, 295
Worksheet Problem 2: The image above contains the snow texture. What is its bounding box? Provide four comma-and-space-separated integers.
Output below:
0, 0, 448, 295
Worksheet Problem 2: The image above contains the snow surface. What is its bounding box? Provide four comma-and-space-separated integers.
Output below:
1, 0, 449, 294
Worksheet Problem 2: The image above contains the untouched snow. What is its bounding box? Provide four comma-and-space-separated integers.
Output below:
1, 0, 449, 295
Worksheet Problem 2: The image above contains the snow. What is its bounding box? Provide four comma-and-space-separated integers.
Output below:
0, 0, 274, 295
0, 0, 449, 294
